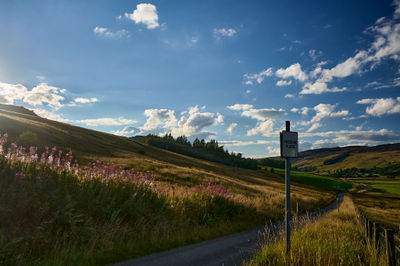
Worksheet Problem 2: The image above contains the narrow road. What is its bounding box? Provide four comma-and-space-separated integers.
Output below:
113, 194, 344, 266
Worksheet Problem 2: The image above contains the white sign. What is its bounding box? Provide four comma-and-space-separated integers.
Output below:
280, 131, 298, 158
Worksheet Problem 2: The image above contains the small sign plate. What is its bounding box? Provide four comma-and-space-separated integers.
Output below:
280, 131, 298, 158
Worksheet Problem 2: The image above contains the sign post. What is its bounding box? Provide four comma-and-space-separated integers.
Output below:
280, 121, 298, 254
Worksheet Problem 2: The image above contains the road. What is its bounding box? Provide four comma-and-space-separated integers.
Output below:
112, 193, 344, 266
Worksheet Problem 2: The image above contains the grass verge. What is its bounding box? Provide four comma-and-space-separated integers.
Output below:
272, 168, 352, 192
246, 195, 383, 265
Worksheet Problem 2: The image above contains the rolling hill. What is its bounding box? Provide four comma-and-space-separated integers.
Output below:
0, 103, 341, 197
291, 144, 400, 176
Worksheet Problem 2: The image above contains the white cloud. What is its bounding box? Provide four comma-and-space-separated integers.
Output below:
300, 81, 346, 94
112, 126, 139, 137
76, 117, 137, 126
227, 104, 253, 111
213, 28, 237, 39
244, 68, 273, 84
284, 94, 295, 98
241, 108, 287, 121
140, 106, 223, 138
267, 146, 280, 156
302, 128, 400, 143
32, 108, 70, 123
291, 108, 299, 113
247, 120, 275, 137
141, 109, 177, 131
93, 27, 130, 39
302, 103, 349, 132
226, 122, 237, 134
124, 3, 160, 29
245, 89, 251, 94
276, 63, 307, 82
74, 97, 99, 104
276, 80, 292, 86
23, 83, 65, 109
0, 82, 27, 104
170, 108, 223, 138
357, 97, 400, 116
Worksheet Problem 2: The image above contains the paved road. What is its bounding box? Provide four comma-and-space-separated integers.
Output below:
113, 194, 344, 266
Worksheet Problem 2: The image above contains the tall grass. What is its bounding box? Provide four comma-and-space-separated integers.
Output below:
0, 133, 263, 265
247, 195, 384, 265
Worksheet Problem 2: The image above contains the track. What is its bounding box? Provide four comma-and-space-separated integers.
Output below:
113, 194, 344, 266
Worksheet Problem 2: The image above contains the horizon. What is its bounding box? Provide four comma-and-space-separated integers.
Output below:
1, 0, 400, 157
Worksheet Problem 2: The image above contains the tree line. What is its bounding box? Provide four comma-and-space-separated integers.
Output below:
143, 134, 258, 169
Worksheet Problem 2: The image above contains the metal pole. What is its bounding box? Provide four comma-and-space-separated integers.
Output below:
285, 157, 291, 254
285, 121, 291, 254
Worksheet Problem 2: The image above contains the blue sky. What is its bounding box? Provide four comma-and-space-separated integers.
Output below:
1, 0, 400, 157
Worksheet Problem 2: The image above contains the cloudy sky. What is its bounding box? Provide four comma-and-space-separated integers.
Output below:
1, 0, 400, 157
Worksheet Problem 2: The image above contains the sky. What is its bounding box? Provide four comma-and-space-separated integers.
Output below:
0, 0, 400, 157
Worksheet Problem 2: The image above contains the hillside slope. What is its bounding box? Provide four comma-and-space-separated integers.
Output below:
0, 103, 338, 200
292, 144, 400, 175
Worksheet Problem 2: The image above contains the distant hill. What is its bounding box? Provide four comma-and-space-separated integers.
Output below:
292, 144, 400, 177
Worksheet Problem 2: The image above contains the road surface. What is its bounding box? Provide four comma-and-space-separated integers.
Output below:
113, 193, 344, 266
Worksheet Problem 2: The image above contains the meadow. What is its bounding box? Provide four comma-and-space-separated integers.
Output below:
0, 132, 336, 265
353, 179, 400, 194
270, 168, 352, 192
246, 195, 383, 265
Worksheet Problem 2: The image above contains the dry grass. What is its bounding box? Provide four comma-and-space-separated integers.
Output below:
352, 191, 400, 230
247, 195, 383, 265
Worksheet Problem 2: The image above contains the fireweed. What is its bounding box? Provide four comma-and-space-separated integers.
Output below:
0, 132, 238, 201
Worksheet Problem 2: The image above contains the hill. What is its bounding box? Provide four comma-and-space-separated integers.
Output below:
291, 144, 400, 177
0, 103, 341, 196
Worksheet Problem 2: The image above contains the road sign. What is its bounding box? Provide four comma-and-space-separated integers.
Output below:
279, 121, 298, 254
280, 131, 298, 158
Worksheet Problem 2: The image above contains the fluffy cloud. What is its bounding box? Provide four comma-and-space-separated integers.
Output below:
76, 117, 137, 126
276, 63, 307, 82
247, 120, 275, 137
0, 82, 27, 104
244, 68, 273, 85
301, 103, 349, 132
141, 109, 177, 131
170, 110, 223, 137
213, 28, 237, 39
140, 106, 223, 138
276, 80, 292, 86
226, 104, 253, 111
300, 81, 347, 94
226, 122, 237, 134
32, 108, 70, 123
74, 97, 99, 104
112, 126, 139, 137
357, 97, 400, 116
124, 3, 160, 29
23, 83, 66, 109
0, 82, 67, 109
93, 27, 130, 39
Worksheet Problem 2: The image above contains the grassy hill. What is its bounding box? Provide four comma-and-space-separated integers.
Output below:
290, 144, 400, 176
0, 103, 343, 264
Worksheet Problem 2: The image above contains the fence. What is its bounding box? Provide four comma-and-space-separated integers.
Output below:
357, 209, 400, 266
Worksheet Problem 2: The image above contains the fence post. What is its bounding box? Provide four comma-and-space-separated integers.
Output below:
384, 228, 395, 266
372, 222, 378, 255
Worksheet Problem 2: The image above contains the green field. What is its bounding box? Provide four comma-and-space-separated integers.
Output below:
272, 168, 352, 192
354, 180, 400, 194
